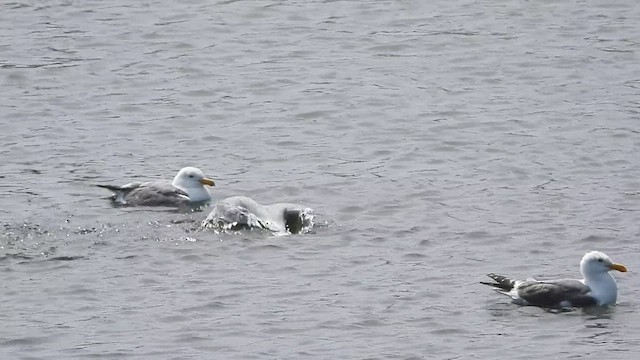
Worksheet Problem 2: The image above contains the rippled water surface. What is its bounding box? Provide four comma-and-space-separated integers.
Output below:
2, 0, 640, 358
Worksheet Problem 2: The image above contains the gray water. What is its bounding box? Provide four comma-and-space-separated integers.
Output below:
2, 0, 640, 358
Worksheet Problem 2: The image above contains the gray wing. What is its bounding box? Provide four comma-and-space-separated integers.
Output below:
517, 279, 596, 307
97, 181, 189, 207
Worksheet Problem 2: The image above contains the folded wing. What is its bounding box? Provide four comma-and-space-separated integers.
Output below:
516, 279, 596, 307
97, 181, 189, 206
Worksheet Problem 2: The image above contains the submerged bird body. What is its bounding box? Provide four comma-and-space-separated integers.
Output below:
200, 195, 314, 234
481, 251, 627, 308
97, 167, 215, 207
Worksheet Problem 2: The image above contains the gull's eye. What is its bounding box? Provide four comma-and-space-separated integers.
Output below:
189, 174, 194, 178
597, 258, 603, 262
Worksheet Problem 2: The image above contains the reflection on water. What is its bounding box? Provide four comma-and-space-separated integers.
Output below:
581, 306, 615, 322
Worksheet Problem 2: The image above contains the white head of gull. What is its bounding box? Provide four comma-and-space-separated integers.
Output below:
171, 167, 215, 203
580, 250, 627, 306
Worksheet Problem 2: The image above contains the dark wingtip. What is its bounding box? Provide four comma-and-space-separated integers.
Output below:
284, 209, 304, 234
95, 184, 119, 191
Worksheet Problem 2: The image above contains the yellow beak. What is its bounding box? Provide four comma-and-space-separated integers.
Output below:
200, 178, 215, 186
610, 263, 628, 273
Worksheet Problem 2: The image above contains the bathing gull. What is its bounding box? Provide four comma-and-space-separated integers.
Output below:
199, 195, 313, 234
97, 167, 215, 207
481, 251, 627, 308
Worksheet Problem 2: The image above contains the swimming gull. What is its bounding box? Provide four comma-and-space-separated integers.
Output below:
97, 167, 215, 207
481, 251, 627, 308
199, 195, 314, 234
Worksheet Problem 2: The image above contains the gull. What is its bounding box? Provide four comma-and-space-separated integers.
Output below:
481, 251, 627, 308
97, 167, 215, 207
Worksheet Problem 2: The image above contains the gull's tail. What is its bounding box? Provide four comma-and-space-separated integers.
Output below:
96, 184, 126, 192
96, 182, 142, 205
480, 273, 517, 291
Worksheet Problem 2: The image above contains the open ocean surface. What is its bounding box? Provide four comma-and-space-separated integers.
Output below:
2, 0, 640, 358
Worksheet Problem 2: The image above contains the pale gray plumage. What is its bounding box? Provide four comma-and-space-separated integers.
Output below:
97, 181, 191, 207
